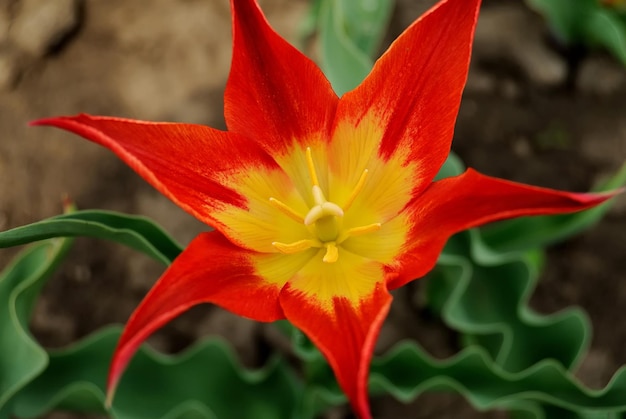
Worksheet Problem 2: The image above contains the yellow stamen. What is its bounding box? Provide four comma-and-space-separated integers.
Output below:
323, 242, 339, 263
269, 197, 305, 223
272, 239, 320, 254
337, 223, 382, 243
306, 147, 319, 187
343, 169, 368, 211
347, 223, 381, 237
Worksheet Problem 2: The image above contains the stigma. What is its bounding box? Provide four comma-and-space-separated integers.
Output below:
270, 147, 381, 263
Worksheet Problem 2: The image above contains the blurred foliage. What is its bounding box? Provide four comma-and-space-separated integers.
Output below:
527, 0, 626, 66
301, 0, 394, 96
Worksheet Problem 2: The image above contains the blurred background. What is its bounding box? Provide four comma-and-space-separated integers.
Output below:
0, 0, 625, 417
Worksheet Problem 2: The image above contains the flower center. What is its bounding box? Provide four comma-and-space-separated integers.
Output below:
269, 147, 381, 263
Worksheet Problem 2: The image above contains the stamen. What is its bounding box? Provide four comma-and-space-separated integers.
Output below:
269, 197, 305, 223
305, 147, 319, 187
347, 223, 381, 236
337, 223, 381, 243
323, 242, 339, 263
343, 169, 368, 211
272, 239, 320, 254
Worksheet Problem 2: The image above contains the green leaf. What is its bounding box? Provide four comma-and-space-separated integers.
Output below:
317, 0, 393, 95
335, 0, 393, 58
369, 341, 626, 417
0, 237, 73, 418
434, 151, 466, 181
431, 231, 588, 373
0, 210, 184, 265
0, 213, 300, 418
525, 0, 597, 44
526, 0, 626, 66
10, 327, 302, 419
480, 162, 626, 253
298, 0, 324, 42
586, 8, 626, 66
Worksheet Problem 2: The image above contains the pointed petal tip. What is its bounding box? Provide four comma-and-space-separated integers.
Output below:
104, 388, 115, 410
580, 188, 624, 205
280, 280, 392, 419
225, 0, 337, 150
600, 187, 625, 198
102, 233, 285, 405
29, 117, 57, 127
336, 0, 482, 192
29, 114, 87, 128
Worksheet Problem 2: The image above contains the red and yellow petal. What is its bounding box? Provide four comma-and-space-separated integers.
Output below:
328, 113, 421, 226
32, 114, 312, 253
225, 0, 338, 156
333, 0, 481, 196
106, 231, 287, 405
389, 169, 621, 289
278, 249, 393, 419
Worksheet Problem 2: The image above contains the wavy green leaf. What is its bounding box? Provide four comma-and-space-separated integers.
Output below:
0, 237, 73, 418
0, 210, 183, 265
10, 327, 301, 419
0, 213, 300, 419
430, 231, 588, 373
288, 318, 626, 418
369, 342, 626, 417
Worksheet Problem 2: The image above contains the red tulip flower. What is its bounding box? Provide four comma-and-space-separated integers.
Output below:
32, 0, 618, 417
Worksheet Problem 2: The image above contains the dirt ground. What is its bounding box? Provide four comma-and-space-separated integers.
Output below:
1, 0, 625, 418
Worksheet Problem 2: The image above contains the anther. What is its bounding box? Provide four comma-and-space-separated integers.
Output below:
269, 197, 305, 223
338, 223, 381, 243
343, 169, 368, 211
272, 239, 320, 254
346, 223, 381, 236
306, 147, 319, 187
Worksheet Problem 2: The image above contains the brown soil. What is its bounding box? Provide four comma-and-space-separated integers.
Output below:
1, 0, 625, 418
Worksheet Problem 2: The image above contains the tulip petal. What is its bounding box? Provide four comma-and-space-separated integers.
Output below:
31, 115, 313, 253
327, 114, 420, 228
334, 0, 481, 196
389, 169, 621, 289
225, 0, 338, 155
107, 231, 286, 403
279, 251, 392, 419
